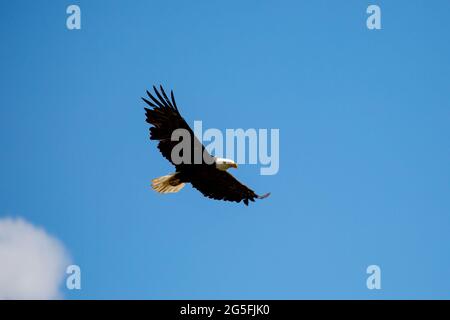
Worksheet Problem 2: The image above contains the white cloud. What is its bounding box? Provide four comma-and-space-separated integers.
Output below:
0, 217, 70, 299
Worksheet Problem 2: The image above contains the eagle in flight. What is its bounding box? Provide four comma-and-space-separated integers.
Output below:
143, 86, 270, 205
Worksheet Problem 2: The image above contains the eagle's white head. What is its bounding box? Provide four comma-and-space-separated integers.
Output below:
214, 157, 238, 171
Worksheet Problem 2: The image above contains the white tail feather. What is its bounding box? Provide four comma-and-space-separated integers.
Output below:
151, 173, 185, 194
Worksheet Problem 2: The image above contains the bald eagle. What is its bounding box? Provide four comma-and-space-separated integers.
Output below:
143, 86, 270, 205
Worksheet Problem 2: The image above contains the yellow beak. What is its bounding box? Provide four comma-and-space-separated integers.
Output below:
231, 163, 238, 169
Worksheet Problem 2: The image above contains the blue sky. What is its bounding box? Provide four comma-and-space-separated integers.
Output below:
0, 0, 449, 299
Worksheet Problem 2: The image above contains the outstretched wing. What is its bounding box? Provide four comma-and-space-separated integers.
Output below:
143, 86, 213, 169
190, 169, 270, 205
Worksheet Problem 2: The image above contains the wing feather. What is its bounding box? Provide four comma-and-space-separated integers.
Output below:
159, 85, 175, 109
190, 169, 264, 205
146, 90, 166, 109
143, 86, 213, 168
